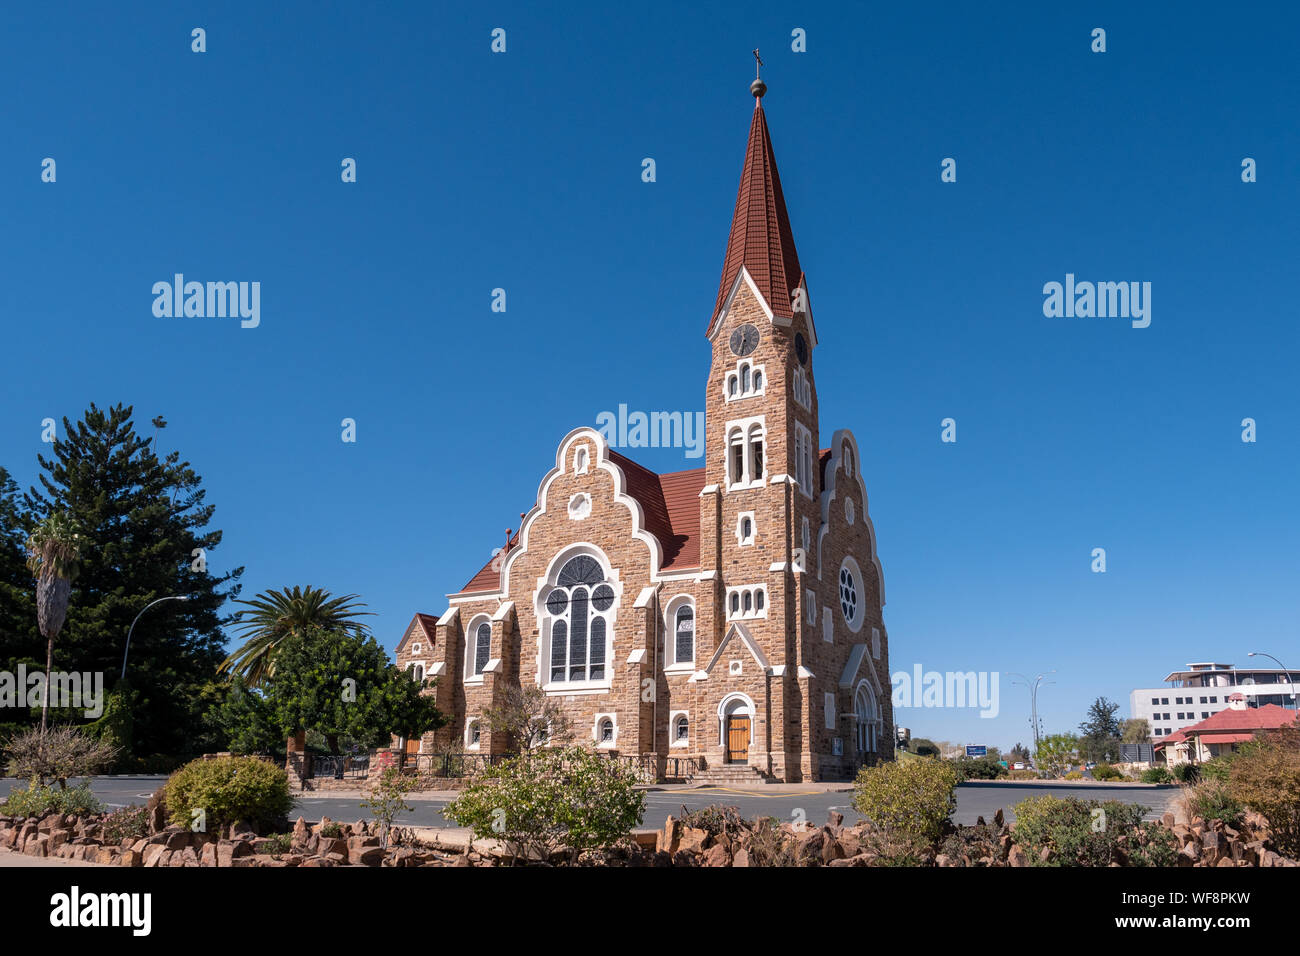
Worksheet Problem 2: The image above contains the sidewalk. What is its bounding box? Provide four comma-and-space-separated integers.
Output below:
293, 780, 856, 801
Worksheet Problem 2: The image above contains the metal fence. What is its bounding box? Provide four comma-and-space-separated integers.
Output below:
304, 753, 370, 780
394, 750, 699, 783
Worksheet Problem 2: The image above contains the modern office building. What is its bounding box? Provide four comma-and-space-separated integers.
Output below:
1130, 661, 1298, 741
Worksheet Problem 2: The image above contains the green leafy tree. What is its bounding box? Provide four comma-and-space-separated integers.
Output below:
24, 513, 81, 729
240, 628, 444, 754
1120, 718, 1151, 744
1078, 697, 1123, 763
221, 585, 373, 686
1009, 742, 1031, 764
852, 758, 959, 848
1035, 733, 1079, 777
22, 403, 243, 758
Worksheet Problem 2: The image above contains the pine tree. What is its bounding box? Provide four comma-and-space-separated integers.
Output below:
0, 467, 39, 734
22, 403, 243, 758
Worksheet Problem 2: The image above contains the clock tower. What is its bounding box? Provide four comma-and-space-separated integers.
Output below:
695, 69, 822, 781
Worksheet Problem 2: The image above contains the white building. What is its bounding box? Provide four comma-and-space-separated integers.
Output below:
1130, 661, 1297, 741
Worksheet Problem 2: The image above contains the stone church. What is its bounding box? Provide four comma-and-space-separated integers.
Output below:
394, 70, 894, 782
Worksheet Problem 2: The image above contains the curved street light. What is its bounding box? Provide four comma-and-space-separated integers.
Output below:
1247, 651, 1296, 708
1009, 670, 1057, 753
121, 595, 191, 681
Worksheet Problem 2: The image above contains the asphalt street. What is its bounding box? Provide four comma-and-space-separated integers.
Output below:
0, 776, 1179, 830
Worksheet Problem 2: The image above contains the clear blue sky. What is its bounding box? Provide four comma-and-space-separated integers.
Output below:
2, 2, 1296, 751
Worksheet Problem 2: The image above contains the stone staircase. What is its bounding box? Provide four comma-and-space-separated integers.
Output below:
691, 763, 773, 786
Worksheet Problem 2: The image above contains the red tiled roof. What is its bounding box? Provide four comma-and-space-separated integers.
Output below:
1154, 703, 1296, 749
712, 100, 804, 326
414, 613, 440, 637
454, 453, 706, 595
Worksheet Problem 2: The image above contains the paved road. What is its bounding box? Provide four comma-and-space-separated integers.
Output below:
1, 776, 1178, 830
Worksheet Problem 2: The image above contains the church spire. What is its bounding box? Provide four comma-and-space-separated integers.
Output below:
711, 58, 804, 326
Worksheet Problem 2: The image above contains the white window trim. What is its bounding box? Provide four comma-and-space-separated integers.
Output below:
411, 642, 422, 654
669, 710, 690, 748
537, 548, 620, 690
464, 615, 492, 684
824, 692, 836, 730
725, 414, 766, 490
594, 713, 618, 749
724, 359, 767, 403
839, 555, 865, 633
793, 365, 812, 410
465, 718, 483, 750
735, 511, 756, 546
663, 594, 697, 671
794, 423, 814, 499
725, 585, 769, 621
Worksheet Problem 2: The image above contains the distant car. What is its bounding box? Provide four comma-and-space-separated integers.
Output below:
1085, 762, 1097, 770
1013, 762, 1025, 770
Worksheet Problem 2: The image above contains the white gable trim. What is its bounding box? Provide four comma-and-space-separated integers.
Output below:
838, 642, 883, 698
706, 266, 774, 341
702, 621, 770, 675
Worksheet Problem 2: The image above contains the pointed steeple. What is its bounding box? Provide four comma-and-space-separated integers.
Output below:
711, 65, 804, 327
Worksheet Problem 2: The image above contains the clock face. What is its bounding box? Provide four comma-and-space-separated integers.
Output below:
795, 332, 808, 365
729, 324, 760, 357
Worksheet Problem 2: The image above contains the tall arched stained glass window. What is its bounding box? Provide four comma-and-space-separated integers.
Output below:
474, 622, 491, 675
545, 555, 615, 684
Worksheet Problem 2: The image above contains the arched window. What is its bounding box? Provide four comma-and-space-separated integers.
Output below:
729, 428, 745, 484
855, 685, 878, 754
730, 592, 740, 614
748, 424, 765, 481
574, 446, 588, 474
545, 554, 614, 684
674, 714, 689, 742
598, 717, 615, 743
752, 369, 763, 390
674, 604, 694, 664
468, 720, 482, 748
473, 621, 491, 675
741, 364, 751, 391
409, 663, 424, 682
755, 590, 765, 612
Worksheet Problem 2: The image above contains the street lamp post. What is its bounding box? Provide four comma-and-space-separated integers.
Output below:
1248, 652, 1296, 709
121, 595, 190, 681
1010, 671, 1057, 754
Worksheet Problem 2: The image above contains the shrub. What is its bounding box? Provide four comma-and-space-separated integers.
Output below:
444, 746, 646, 863
952, 756, 1008, 781
1199, 756, 1234, 783
1012, 795, 1146, 866
678, 805, 748, 838
1063, 771, 1084, 780
1181, 779, 1243, 828
1227, 723, 1300, 857
1092, 763, 1124, 781
4, 725, 118, 788
747, 817, 797, 867
164, 755, 293, 832
0, 781, 102, 817
1008, 768, 1040, 780
360, 767, 418, 849
320, 821, 343, 838
263, 832, 293, 858
1128, 821, 1181, 867
852, 757, 958, 848
1171, 762, 1200, 784
1141, 766, 1173, 784
101, 805, 150, 843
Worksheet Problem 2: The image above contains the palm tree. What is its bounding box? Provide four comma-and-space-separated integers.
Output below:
24, 513, 82, 730
219, 585, 372, 686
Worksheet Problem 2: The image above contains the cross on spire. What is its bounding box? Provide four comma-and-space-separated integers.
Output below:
750, 49, 767, 99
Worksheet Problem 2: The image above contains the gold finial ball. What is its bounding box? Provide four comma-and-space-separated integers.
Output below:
750, 77, 766, 98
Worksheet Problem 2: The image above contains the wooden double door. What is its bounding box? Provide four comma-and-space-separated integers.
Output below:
726, 715, 750, 764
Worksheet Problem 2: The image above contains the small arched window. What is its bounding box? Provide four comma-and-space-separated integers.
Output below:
674, 715, 689, 742
574, 446, 589, 474
748, 425, 764, 481
755, 589, 765, 612
730, 592, 740, 614
741, 364, 751, 391
468, 720, 482, 747
674, 604, 694, 664
598, 717, 614, 743
474, 622, 491, 675
752, 369, 763, 390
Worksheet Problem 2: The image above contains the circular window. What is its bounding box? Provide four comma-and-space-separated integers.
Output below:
592, 584, 615, 611
838, 557, 864, 632
546, 589, 568, 615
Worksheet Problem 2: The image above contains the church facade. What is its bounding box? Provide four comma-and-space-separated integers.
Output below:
394, 74, 894, 782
